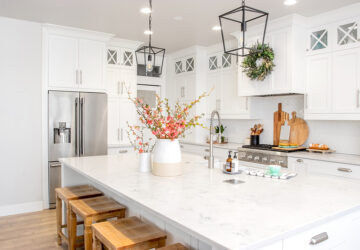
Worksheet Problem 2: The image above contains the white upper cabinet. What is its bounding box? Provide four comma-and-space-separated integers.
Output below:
174, 56, 195, 74
236, 16, 307, 96
78, 39, 105, 90
305, 14, 360, 120
331, 48, 360, 113
106, 67, 137, 98
305, 54, 332, 114
44, 25, 113, 91
107, 48, 136, 68
48, 35, 78, 89
206, 55, 251, 119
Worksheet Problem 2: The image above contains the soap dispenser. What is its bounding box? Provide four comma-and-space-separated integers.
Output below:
232, 152, 239, 173
226, 151, 232, 172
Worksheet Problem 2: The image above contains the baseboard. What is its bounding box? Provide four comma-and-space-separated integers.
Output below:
0, 201, 43, 217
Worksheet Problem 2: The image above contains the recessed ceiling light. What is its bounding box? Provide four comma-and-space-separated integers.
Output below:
173, 16, 184, 21
144, 30, 153, 35
140, 7, 152, 14
283, 0, 297, 6
212, 25, 221, 31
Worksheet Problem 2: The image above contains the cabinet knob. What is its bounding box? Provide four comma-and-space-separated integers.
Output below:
296, 159, 303, 163
309, 232, 328, 245
205, 149, 210, 152
118, 150, 128, 154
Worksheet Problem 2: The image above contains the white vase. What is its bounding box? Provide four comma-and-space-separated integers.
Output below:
139, 152, 151, 173
152, 139, 182, 177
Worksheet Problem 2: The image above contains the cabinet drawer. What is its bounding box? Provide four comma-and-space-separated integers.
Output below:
283, 219, 345, 250
289, 157, 360, 180
108, 146, 132, 155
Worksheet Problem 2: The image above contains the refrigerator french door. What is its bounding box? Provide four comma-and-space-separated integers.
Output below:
48, 91, 107, 208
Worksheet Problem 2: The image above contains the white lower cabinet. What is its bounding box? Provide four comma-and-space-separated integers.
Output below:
288, 157, 360, 180
283, 209, 360, 250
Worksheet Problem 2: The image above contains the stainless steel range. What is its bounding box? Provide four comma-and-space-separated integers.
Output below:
238, 144, 290, 168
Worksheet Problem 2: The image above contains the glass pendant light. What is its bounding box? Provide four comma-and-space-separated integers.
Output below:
136, 0, 165, 76
219, 0, 269, 57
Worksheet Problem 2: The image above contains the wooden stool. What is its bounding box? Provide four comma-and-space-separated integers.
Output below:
69, 196, 126, 250
55, 185, 103, 246
158, 243, 188, 250
92, 216, 167, 250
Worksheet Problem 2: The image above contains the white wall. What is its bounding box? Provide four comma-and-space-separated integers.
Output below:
0, 17, 43, 216
216, 95, 360, 155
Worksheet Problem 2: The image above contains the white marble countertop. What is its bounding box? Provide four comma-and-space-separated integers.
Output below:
60, 153, 360, 250
289, 151, 360, 165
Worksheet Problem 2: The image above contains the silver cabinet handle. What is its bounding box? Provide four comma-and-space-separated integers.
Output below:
118, 150, 128, 154
296, 159, 303, 163
357, 89, 360, 108
245, 97, 249, 111
121, 81, 125, 95
180, 145, 184, 148
309, 232, 328, 245
117, 128, 120, 141
80, 70, 83, 84
117, 81, 121, 95
337, 167, 352, 173
181, 87, 185, 98
305, 94, 308, 109
205, 149, 210, 152
121, 128, 124, 141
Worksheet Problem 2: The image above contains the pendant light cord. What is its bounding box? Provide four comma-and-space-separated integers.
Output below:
148, 0, 152, 48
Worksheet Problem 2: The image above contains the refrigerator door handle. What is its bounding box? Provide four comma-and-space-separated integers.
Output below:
75, 97, 79, 156
80, 97, 84, 156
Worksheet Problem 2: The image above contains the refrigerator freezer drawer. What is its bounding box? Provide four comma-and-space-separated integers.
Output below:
48, 161, 61, 209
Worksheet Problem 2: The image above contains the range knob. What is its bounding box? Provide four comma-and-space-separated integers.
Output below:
262, 157, 268, 162
254, 156, 260, 161
247, 155, 253, 160
270, 159, 276, 164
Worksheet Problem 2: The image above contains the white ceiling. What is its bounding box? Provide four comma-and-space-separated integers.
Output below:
0, 0, 358, 52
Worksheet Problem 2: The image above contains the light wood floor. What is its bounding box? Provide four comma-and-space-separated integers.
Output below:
0, 209, 68, 250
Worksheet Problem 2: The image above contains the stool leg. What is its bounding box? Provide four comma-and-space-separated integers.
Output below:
84, 217, 93, 250
69, 207, 77, 250
55, 194, 62, 245
92, 233, 102, 250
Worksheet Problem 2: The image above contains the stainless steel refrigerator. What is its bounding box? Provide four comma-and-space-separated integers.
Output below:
48, 91, 107, 208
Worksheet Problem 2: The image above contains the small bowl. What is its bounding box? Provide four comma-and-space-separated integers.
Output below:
268, 165, 281, 176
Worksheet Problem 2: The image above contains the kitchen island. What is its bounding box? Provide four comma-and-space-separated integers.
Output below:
60, 153, 360, 250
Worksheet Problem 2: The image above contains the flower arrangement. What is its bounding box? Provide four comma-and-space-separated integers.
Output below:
126, 123, 155, 154
128, 92, 208, 141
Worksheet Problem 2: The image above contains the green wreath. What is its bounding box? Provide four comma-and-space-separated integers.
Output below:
242, 42, 275, 81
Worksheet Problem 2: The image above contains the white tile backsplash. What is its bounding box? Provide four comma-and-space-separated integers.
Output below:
207, 95, 360, 155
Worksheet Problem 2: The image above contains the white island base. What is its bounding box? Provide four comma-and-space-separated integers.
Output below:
60, 153, 360, 250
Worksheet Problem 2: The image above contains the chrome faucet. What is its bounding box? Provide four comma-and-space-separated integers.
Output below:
209, 110, 222, 169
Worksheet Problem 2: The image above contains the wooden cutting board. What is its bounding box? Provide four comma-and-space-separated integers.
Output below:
273, 103, 288, 146
288, 111, 309, 146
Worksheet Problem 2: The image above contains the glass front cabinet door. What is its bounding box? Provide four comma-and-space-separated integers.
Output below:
334, 18, 359, 50
308, 26, 330, 54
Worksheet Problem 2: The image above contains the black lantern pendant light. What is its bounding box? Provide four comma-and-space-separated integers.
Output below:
135, 0, 165, 76
219, 0, 269, 57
